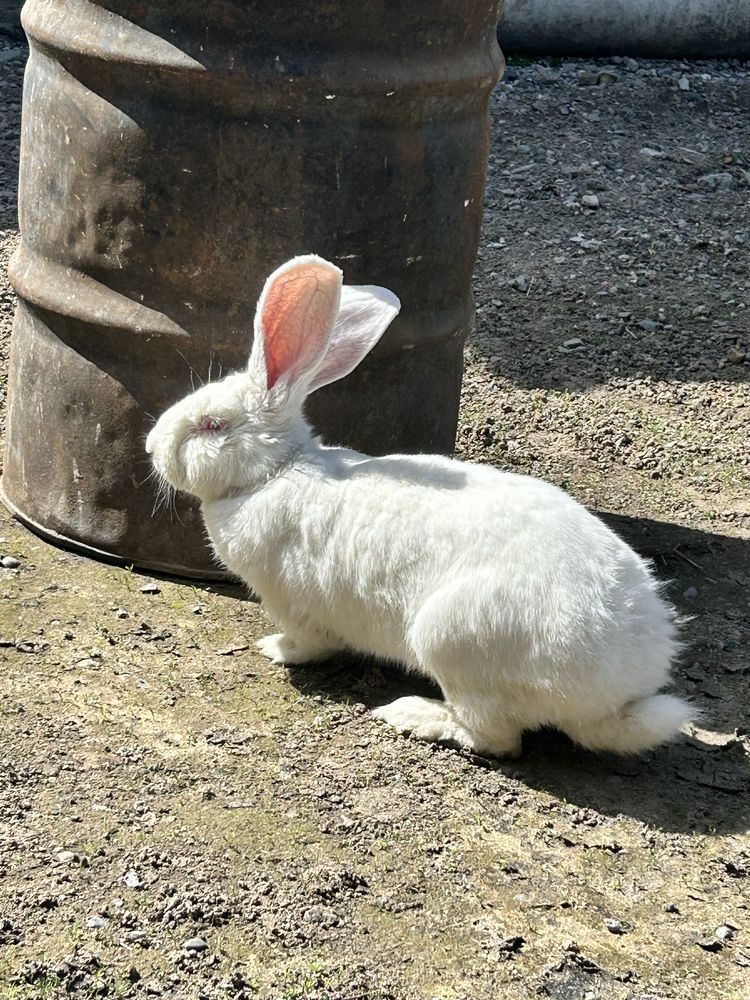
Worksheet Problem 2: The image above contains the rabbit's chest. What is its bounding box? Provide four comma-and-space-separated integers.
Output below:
201, 486, 417, 664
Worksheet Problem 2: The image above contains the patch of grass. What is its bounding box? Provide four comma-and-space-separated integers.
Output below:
718, 463, 750, 488
280, 959, 333, 999
195, 672, 217, 695
0, 979, 61, 999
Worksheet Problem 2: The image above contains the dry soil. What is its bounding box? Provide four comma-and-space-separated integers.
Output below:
0, 42, 749, 1000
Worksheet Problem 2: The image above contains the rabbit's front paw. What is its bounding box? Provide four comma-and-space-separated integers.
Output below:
372, 696, 453, 742
256, 632, 334, 665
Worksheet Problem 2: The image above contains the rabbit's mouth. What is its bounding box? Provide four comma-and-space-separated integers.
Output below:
144, 425, 159, 456
149, 451, 186, 496
144, 424, 189, 496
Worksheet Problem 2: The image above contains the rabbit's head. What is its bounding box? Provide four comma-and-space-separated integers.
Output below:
146, 255, 400, 501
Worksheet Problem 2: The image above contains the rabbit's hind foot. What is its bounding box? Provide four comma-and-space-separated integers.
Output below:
372, 695, 522, 758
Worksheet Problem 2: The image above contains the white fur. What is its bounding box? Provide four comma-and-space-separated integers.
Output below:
147, 255, 693, 757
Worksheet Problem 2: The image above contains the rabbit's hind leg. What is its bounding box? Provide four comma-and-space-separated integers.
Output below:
395, 580, 524, 755
372, 695, 522, 758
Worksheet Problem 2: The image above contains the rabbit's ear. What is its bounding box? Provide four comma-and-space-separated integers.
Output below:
307, 285, 401, 393
249, 256, 343, 392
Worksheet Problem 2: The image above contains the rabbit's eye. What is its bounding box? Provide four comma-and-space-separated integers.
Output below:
197, 416, 228, 433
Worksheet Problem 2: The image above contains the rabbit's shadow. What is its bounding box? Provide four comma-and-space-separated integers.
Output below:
286, 655, 749, 837
286, 510, 750, 838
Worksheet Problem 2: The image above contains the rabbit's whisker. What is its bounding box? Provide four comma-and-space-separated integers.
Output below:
173, 347, 204, 389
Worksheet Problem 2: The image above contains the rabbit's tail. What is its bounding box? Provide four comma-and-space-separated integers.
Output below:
565, 694, 695, 754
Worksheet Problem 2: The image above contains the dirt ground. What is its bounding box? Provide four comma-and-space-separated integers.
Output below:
1, 35, 749, 1000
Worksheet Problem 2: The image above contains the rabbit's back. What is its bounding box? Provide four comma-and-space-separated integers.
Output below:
205, 449, 677, 704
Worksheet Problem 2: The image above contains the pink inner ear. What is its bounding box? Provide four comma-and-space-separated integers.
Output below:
261, 264, 341, 390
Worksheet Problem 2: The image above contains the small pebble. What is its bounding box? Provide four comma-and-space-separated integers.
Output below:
56, 851, 77, 864
1, 555, 21, 568
715, 924, 736, 942
123, 930, 150, 945
678, 76, 690, 91
140, 583, 161, 594
697, 937, 723, 952
605, 918, 625, 934
75, 658, 101, 670
683, 587, 698, 599
183, 936, 208, 952
124, 870, 142, 889
581, 194, 600, 209
86, 916, 108, 929
697, 172, 735, 191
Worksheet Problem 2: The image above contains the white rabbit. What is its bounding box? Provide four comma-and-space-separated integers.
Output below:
146, 254, 693, 757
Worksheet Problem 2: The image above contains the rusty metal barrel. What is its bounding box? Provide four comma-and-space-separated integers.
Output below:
2, 0, 505, 578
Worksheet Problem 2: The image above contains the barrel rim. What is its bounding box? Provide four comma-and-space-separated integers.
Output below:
0, 480, 234, 582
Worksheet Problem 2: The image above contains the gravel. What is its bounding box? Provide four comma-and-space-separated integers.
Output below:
0, 43, 749, 1000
